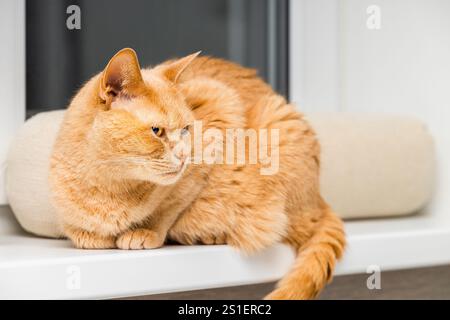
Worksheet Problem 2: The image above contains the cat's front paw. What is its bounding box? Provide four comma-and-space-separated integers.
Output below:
74, 235, 116, 249
65, 226, 117, 249
116, 229, 165, 250
198, 233, 227, 245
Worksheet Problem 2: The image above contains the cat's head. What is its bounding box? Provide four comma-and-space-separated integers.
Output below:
89, 48, 199, 185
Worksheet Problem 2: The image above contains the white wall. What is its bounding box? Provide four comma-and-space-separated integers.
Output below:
291, 0, 450, 220
0, 0, 25, 204
341, 0, 450, 219
290, 0, 341, 112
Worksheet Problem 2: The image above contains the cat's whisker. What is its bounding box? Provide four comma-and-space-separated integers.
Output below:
95, 157, 170, 167
121, 157, 182, 171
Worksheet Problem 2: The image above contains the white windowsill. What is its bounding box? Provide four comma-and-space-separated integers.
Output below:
1, 205, 450, 299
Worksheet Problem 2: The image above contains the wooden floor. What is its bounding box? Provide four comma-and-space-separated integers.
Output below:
124, 265, 450, 300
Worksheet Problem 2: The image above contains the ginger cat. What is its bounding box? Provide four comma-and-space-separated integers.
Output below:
49, 48, 345, 299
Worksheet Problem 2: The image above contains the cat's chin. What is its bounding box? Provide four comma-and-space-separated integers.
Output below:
148, 166, 187, 186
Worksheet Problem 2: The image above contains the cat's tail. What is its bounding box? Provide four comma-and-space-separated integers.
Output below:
265, 206, 346, 300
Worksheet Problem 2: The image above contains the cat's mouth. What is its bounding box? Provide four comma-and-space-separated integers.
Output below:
156, 160, 188, 179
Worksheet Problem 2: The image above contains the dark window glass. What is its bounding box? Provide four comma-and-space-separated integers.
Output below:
26, 0, 288, 118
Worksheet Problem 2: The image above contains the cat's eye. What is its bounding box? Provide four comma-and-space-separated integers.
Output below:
181, 125, 190, 136
151, 127, 164, 137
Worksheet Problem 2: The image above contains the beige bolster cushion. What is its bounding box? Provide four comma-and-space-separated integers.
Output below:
5, 111, 435, 238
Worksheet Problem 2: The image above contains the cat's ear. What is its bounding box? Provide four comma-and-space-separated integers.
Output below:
163, 51, 201, 83
100, 48, 144, 102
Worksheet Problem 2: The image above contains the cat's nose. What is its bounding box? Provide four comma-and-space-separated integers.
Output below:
168, 141, 177, 149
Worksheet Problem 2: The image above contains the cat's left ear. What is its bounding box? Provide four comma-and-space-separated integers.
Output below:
163, 51, 201, 83
100, 48, 144, 102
